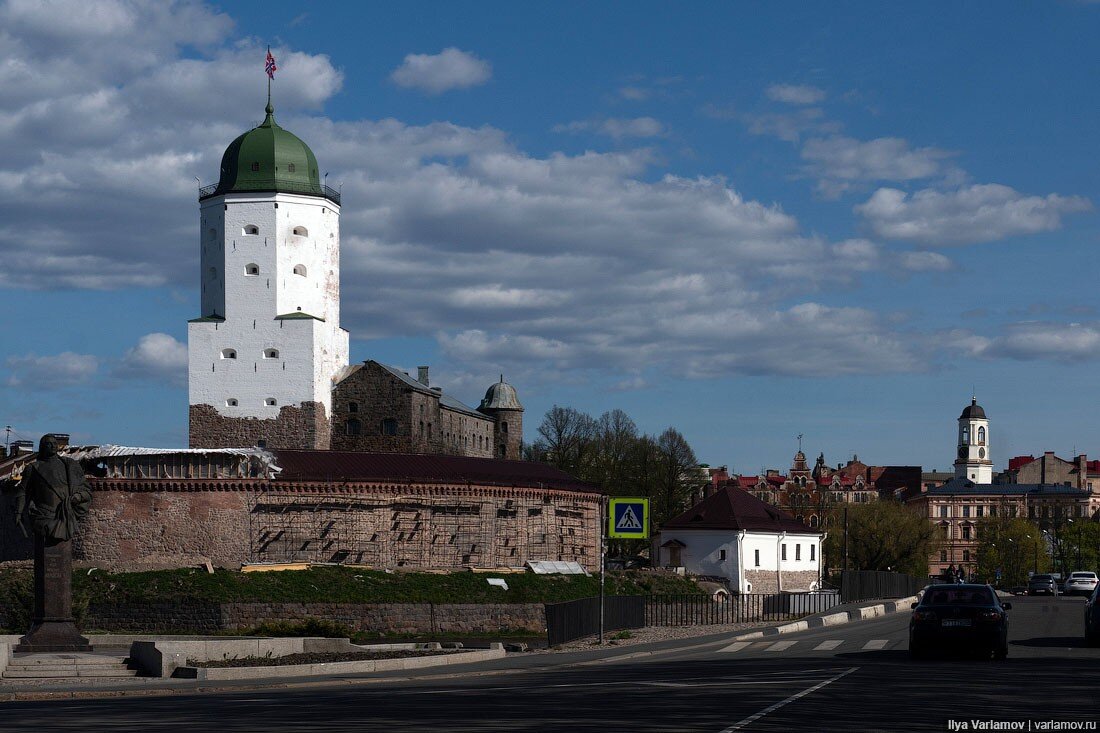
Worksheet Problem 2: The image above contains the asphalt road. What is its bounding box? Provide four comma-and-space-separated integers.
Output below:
6, 595, 1100, 733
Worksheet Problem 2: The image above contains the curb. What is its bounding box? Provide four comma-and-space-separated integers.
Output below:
730, 595, 918, 641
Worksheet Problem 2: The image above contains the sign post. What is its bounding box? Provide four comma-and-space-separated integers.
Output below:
602, 498, 650, 643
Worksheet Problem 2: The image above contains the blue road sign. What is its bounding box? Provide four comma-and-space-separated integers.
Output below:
609, 498, 649, 539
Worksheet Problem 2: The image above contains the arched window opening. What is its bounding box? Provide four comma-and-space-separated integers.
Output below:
265, 398, 277, 407
245, 263, 259, 276
263, 348, 279, 359
501, 421, 508, 434
499, 444, 506, 457
345, 419, 361, 436
207, 267, 217, 280
292, 226, 308, 237
977, 427, 986, 445
221, 348, 237, 359
961, 426, 970, 444
293, 264, 307, 277
226, 398, 238, 407
348, 401, 359, 413
381, 419, 398, 436
208, 228, 217, 240
287, 163, 296, 173
243, 225, 259, 235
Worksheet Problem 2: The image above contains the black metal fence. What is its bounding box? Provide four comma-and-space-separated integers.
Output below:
544, 595, 646, 647
838, 570, 924, 603
646, 591, 841, 626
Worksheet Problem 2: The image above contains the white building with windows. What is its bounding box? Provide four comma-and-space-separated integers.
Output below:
954, 397, 992, 483
188, 102, 348, 449
654, 486, 824, 594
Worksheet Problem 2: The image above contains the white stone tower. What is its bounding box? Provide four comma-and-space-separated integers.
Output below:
188, 101, 348, 449
954, 397, 992, 483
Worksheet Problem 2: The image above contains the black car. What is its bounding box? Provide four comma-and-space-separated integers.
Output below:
1084, 585, 1100, 646
909, 584, 1011, 660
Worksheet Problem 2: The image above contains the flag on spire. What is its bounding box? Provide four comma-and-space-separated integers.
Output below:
265, 48, 277, 79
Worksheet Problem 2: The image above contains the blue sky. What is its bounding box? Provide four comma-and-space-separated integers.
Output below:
1, 1, 1098, 473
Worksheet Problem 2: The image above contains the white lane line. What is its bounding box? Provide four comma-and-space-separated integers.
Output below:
862, 639, 889, 650
765, 640, 797, 652
814, 640, 843, 651
718, 667, 859, 733
719, 641, 752, 653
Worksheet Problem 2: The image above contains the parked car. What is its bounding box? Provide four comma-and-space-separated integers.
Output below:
1064, 571, 1099, 597
1028, 574, 1059, 596
1085, 585, 1100, 646
909, 584, 1011, 660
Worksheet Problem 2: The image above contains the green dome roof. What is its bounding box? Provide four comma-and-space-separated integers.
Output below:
204, 104, 336, 203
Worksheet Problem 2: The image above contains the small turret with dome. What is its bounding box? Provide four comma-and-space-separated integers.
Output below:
478, 376, 524, 459
954, 396, 992, 483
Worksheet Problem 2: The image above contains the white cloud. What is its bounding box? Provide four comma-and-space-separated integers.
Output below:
856, 184, 1092, 245
113, 333, 188, 385
554, 117, 666, 139
390, 47, 491, 94
746, 107, 841, 143
970, 322, 1100, 362
801, 136, 956, 196
766, 84, 826, 105
6, 351, 98, 388
898, 251, 952, 272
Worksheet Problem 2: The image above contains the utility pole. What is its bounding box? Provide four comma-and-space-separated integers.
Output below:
598, 495, 607, 644
3, 426, 10, 454
843, 505, 849, 572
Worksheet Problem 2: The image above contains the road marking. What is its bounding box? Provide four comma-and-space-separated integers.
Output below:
766, 641, 797, 652
718, 667, 859, 732
863, 639, 889, 650
719, 642, 752, 653
814, 640, 843, 651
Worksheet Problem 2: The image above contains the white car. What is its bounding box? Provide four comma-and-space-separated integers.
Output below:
1064, 571, 1099, 597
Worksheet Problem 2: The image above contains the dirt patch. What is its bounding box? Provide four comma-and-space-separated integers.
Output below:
189, 649, 462, 668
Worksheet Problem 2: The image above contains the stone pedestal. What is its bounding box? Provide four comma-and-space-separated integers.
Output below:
15, 536, 91, 652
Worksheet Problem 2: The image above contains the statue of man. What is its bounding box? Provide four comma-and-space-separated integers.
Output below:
11, 434, 91, 543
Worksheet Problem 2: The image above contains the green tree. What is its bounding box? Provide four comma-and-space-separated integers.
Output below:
823, 501, 939, 577
973, 517, 1051, 586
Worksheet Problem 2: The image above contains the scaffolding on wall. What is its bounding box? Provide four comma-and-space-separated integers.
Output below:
246, 486, 597, 569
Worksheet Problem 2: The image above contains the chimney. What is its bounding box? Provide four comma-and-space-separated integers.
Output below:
1077, 454, 1088, 490
417, 366, 429, 387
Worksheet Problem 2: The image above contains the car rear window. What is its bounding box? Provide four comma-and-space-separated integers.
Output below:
1071, 573, 1096, 579
924, 588, 995, 605
1032, 575, 1052, 581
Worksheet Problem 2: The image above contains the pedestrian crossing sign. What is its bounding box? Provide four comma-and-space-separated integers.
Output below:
608, 498, 649, 539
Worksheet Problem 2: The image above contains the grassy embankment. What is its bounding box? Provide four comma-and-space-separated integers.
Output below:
0, 566, 704, 638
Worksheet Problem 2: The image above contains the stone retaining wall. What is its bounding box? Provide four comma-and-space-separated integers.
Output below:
83, 602, 547, 635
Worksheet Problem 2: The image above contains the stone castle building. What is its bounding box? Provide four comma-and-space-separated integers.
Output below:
187, 102, 521, 458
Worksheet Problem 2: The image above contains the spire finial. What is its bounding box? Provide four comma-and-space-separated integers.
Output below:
264, 45, 277, 119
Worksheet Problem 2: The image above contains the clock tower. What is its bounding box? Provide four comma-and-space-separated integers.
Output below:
954, 397, 992, 483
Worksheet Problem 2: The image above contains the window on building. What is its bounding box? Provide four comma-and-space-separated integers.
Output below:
292, 226, 308, 236
754, 549, 760, 567
345, 418, 361, 436
795, 544, 801, 561
990, 506, 997, 517
220, 348, 237, 359
810, 544, 815, 561
208, 228, 217, 240
976, 506, 984, 518
263, 348, 279, 359
500, 444, 506, 457
940, 550, 948, 562
244, 264, 259, 276
293, 264, 307, 277
718, 549, 726, 561
226, 398, 238, 407
942, 524, 950, 539
243, 225, 259, 235
963, 549, 970, 563
962, 505, 970, 518
250, 162, 260, 172
977, 427, 986, 445
961, 426, 970, 444
287, 163, 296, 173
781, 544, 787, 561
207, 267, 217, 280
501, 421, 508, 434
264, 398, 277, 406
348, 402, 358, 413
962, 526, 971, 540
381, 419, 397, 436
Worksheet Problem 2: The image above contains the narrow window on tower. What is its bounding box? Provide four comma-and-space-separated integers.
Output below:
226, 398, 238, 407
265, 398, 277, 407
243, 225, 259, 235
250, 162, 260, 172
348, 401, 358, 413
381, 419, 398, 436
263, 348, 279, 359
292, 226, 308, 236
245, 263, 259, 276
287, 163, 296, 173
293, 264, 307, 277
345, 419, 361, 436
220, 348, 237, 359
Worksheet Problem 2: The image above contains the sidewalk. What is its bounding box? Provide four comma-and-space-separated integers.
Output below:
0, 595, 917, 700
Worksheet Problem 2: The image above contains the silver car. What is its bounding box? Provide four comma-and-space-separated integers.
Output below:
1065, 571, 1099, 597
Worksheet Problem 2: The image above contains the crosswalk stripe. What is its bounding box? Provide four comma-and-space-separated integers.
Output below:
814, 640, 843, 651
766, 641, 798, 652
862, 639, 889, 650
719, 641, 752, 653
